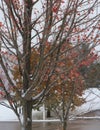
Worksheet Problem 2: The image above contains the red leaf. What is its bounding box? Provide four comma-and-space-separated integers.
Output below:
52, 6, 58, 13
0, 91, 4, 96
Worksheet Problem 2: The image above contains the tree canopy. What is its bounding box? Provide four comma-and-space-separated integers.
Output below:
0, 1, 100, 130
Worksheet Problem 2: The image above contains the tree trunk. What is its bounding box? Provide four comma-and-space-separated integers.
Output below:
21, 100, 32, 130
47, 109, 51, 118
61, 120, 67, 130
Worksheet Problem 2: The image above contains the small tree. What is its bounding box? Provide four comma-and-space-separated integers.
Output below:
44, 43, 98, 130
0, 1, 99, 130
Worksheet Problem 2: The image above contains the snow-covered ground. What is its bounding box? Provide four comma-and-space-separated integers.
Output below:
0, 100, 43, 121
0, 88, 100, 121
74, 88, 100, 115
0, 104, 18, 121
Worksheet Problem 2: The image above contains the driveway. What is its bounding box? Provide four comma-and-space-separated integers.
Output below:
0, 119, 100, 130
68, 119, 100, 130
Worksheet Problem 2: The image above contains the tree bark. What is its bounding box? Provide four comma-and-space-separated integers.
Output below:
47, 109, 51, 118
21, 100, 32, 130
62, 120, 67, 130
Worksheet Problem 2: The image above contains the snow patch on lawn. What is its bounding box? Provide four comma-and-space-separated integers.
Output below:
73, 88, 100, 115
0, 100, 18, 121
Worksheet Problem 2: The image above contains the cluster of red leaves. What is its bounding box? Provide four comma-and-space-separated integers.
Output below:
52, 6, 59, 13
1, 41, 98, 104
69, 68, 80, 80
79, 53, 98, 67
0, 91, 5, 96
52, 0, 65, 13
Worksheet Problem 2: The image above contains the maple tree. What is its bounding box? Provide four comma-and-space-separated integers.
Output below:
0, 1, 100, 130
44, 43, 98, 130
